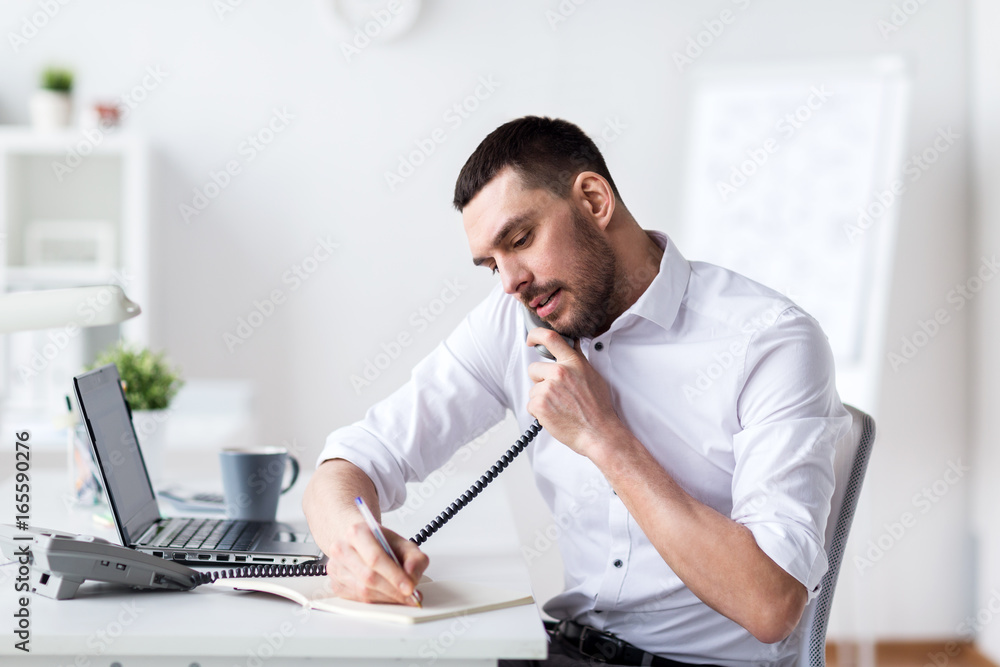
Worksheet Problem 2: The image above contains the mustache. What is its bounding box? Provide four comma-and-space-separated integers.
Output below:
522, 283, 565, 310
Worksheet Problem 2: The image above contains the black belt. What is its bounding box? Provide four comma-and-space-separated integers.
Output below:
545, 619, 719, 666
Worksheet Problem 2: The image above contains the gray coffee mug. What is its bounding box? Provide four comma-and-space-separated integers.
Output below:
219, 447, 300, 521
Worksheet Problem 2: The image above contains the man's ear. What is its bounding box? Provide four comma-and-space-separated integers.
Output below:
573, 172, 615, 230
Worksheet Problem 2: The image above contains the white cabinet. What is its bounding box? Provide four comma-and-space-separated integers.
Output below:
0, 126, 149, 444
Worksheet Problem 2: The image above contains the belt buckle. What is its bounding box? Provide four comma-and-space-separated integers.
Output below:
577, 625, 626, 664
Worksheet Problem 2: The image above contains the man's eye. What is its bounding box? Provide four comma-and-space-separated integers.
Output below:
491, 266, 499, 275
513, 233, 529, 248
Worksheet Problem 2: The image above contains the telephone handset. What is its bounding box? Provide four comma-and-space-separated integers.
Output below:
1, 524, 195, 599
0, 524, 322, 599
523, 304, 576, 360
0, 305, 568, 598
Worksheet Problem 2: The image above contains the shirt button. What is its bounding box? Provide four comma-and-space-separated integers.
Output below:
613, 559, 623, 568
594, 342, 604, 351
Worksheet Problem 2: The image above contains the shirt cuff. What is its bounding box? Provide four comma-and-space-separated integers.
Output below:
315, 425, 412, 512
744, 520, 829, 601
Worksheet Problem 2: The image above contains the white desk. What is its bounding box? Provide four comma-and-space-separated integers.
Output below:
0, 468, 548, 665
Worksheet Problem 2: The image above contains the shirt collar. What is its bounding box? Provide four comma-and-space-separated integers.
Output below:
614, 230, 691, 334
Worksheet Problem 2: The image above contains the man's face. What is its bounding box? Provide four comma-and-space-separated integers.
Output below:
463, 168, 617, 339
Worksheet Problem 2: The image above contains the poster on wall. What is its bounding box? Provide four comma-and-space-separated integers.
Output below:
677, 56, 911, 414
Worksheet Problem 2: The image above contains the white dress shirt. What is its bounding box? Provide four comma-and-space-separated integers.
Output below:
318, 231, 851, 666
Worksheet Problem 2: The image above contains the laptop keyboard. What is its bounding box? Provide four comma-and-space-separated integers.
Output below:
150, 518, 265, 552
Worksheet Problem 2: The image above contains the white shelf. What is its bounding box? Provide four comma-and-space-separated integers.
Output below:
0, 125, 150, 407
4, 265, 127, 289
0, 125, 145, 155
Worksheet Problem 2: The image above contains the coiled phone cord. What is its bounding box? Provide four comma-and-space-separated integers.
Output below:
190, 560, 326, 585
188, 419, 543, 585
409, 418, 542, 546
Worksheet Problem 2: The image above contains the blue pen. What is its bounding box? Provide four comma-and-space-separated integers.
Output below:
355, 497, 422, 607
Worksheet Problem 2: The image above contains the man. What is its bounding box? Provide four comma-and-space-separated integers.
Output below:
303, 116, 851, 666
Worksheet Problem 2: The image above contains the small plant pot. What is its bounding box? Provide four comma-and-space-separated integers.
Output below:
30, 89, 72, 130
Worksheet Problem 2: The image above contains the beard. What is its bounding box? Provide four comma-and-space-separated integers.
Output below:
525, 208, 623, 340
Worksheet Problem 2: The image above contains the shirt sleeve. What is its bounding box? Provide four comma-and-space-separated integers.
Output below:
315, 286, 515, 513
731, 306, 852, 599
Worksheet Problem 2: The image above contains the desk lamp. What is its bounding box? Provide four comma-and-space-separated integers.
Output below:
0, 285, 142, 497
0, 285, 140, 333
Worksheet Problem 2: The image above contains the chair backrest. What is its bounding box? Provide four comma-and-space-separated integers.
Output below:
796, 405, 877, 666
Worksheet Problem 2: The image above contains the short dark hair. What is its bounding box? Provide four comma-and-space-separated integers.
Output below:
452, 116, 621, 211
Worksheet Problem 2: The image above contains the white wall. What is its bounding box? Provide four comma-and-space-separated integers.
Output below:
971, 0, 1000, 660
0, 0, 974, 640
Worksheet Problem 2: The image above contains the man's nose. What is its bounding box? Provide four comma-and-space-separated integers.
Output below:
499, 259, 530, 296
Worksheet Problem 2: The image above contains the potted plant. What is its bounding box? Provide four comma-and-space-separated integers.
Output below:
88, 342, 184, 484
30, 66, 74, 130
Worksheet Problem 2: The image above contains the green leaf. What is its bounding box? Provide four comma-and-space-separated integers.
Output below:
40, 67, 73, 93
86, 342, 184, 411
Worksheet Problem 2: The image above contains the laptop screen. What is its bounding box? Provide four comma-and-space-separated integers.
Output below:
74, 364, 159, 546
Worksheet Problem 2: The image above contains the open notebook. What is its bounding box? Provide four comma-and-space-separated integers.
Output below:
210, 576, 534, 624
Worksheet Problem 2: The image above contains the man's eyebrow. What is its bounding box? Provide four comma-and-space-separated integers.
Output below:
471, 214, 531, 267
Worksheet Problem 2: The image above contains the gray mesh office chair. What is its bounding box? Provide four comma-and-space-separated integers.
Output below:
794, 405, 877, 666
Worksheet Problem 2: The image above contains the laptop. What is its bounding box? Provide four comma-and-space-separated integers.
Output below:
73, 364, 323, 566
